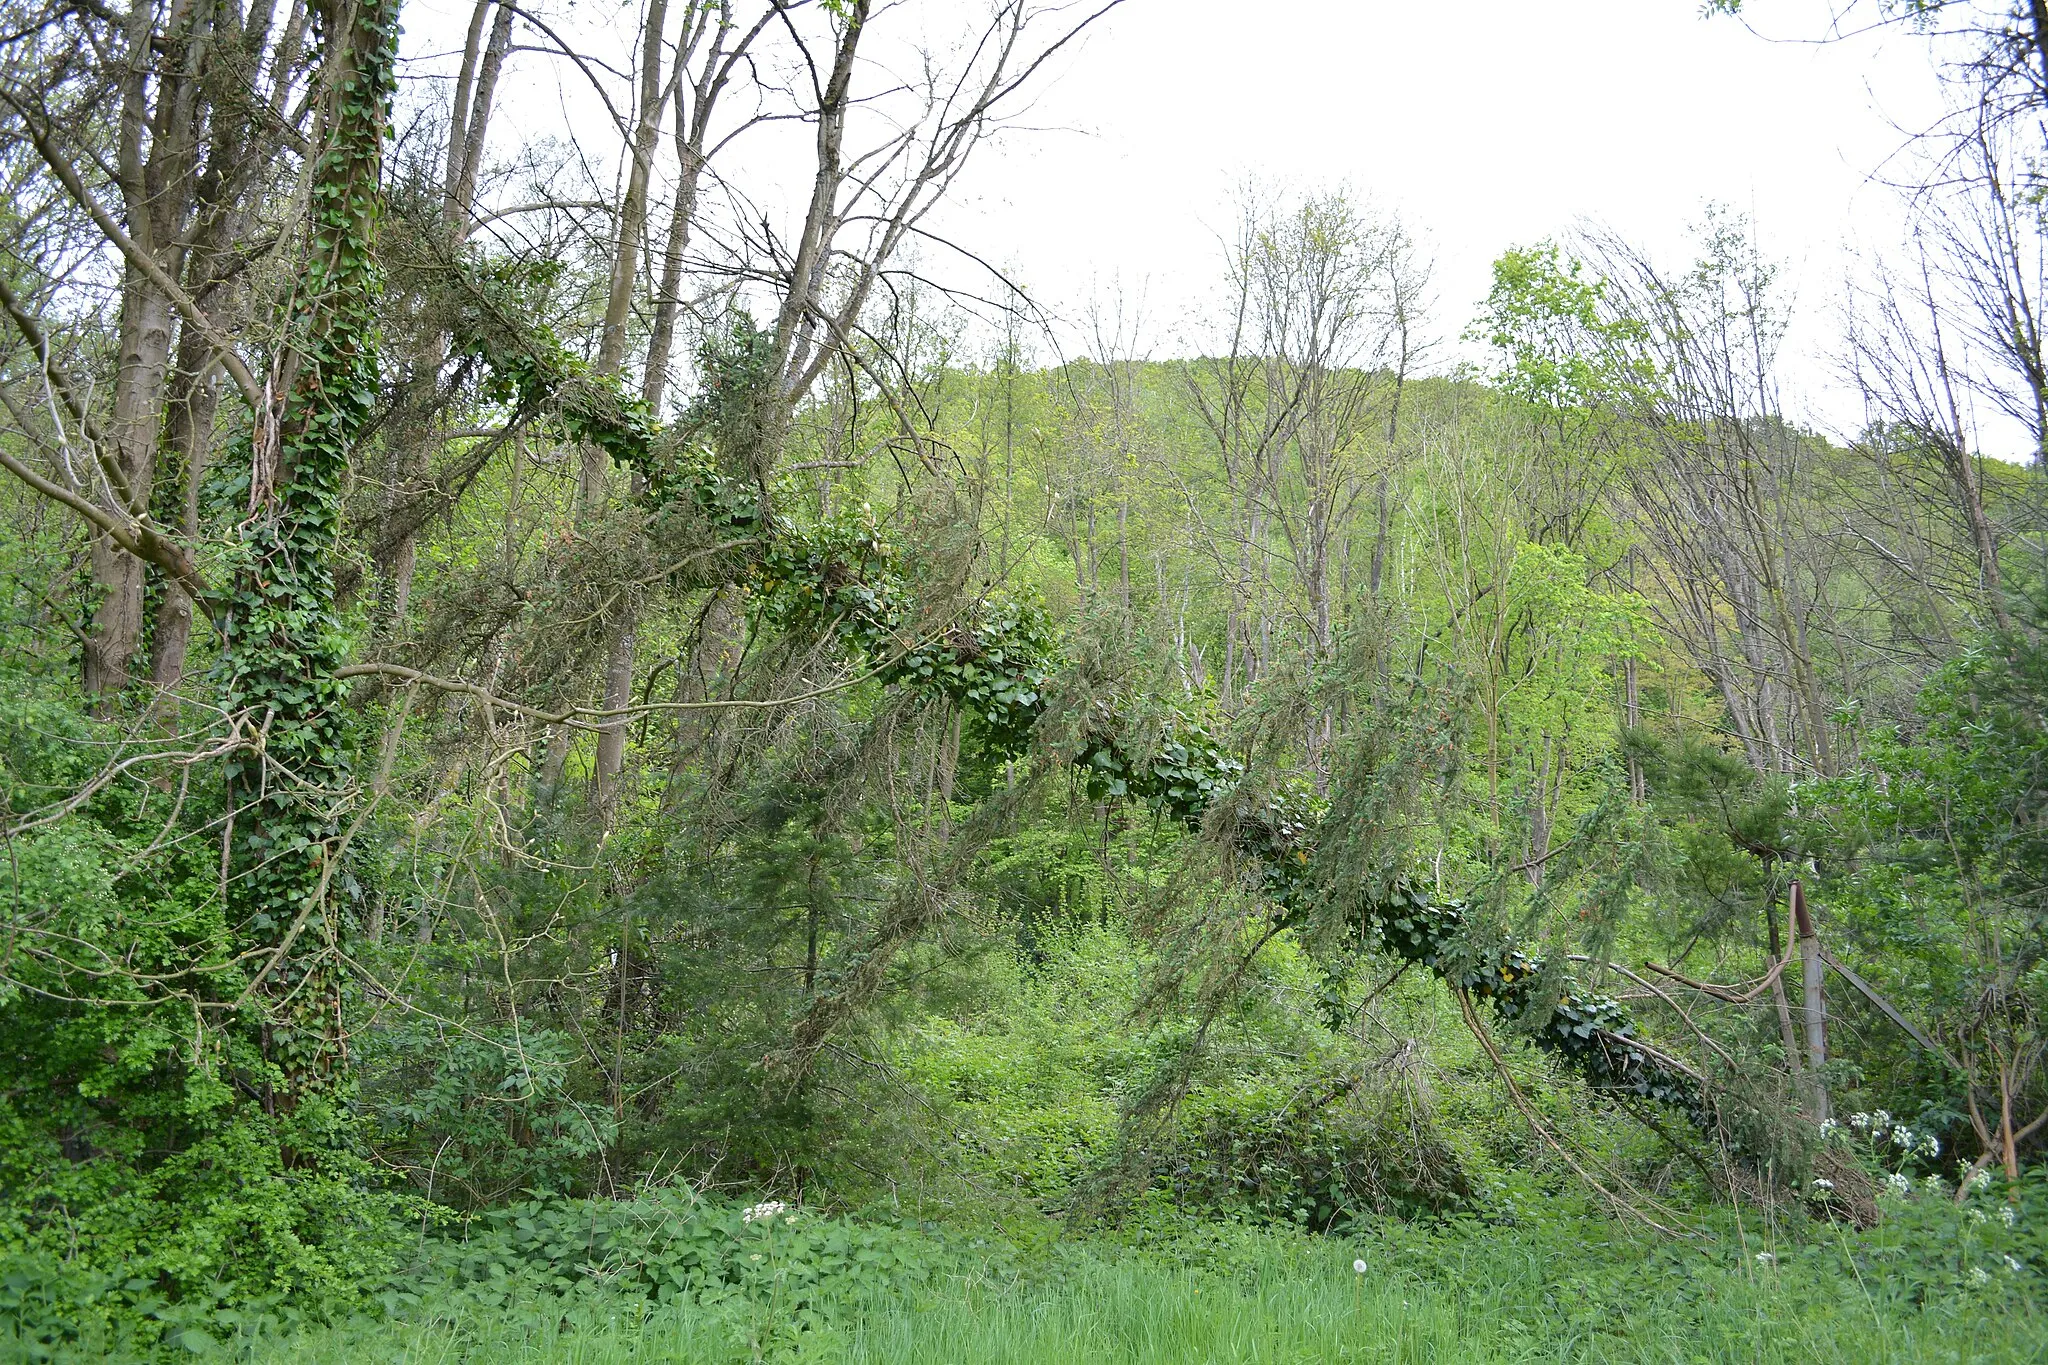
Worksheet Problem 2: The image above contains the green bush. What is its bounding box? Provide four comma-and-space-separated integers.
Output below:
1165, 1076, 1471, 1227
358, 1020, 616, 1206
0, 665, 415, 1358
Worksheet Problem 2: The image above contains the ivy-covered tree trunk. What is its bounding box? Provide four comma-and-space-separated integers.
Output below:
219, 0, 398, 1103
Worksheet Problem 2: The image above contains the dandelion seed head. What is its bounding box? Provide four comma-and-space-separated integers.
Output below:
1354, 1259, 1368, 1274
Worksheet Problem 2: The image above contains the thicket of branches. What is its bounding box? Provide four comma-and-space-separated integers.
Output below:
1, 0, 2047, 1340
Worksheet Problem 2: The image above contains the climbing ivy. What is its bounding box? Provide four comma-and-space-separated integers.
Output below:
214, 0, 400, 1094
448, 292, 1706, 1133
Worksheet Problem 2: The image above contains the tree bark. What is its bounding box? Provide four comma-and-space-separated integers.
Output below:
1765, 883, 1805, 1092
590, 0, 675, 811
1792, 879, 1830, 1122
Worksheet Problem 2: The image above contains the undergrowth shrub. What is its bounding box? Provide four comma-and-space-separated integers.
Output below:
316, 1192, 962, 1363
0, 666, 415, 1360
1164, 1073, 1472, 1227
247, 1175, 2048, 1364
358, 1020, 615, 1206
416, 1190, 954, 1313
896, 923, 1482, 1228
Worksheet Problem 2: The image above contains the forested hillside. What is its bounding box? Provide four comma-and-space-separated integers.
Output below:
2, 0, 2047, 1359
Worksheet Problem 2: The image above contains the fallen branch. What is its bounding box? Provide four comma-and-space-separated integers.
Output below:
1457, 988, 1693, 1239
1642, 950, 1796, 1006
1819, 948, 1963, 1071
1569, 954, 1738, 1074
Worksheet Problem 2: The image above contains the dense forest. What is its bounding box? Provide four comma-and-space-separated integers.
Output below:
2, 0, 2047, 1359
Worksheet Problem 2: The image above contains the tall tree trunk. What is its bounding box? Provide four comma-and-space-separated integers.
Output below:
221, 0, 397, 1100
442, 0, 493, 226
590, 0, 673, 811
90, 0, 212, 698
1765, 883, 1806, 1091
88, 280, 175, 698
764, 0, 866, 480
1791, 879, 1830, 1121
376, 0, 511, 635
141, 0, 301, 690
148, 334, 220, 689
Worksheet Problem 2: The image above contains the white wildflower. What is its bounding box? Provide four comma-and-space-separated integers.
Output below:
1969, 1209, 1989, 1225
1354, 1259, 1368, 1274
1967, 1169, 1994, 1195
1886, 1173, 1913, 1198
2004, 1255, 2025, 1274
1969, 1266, 1992, 1288
1849, 1112, 1872, 1131
742, 1200, 789, 1224
2001, 1206, 2018, 1228
1755, 1252, 1777, 1266
1924, 1175, 1949, 1197
1812, 1178, 1836, 1192
1890, 1125, 1935, 1157
1818, 1119, 1841, 1139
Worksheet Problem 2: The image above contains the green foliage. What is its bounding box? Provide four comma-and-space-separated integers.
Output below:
412, 1192, 951, 1326
0, 661, 412, 1359
358, 1022, 617, 1207
684, 310, 781, 479
453, 257, 658, 480
213, 0, 402, 1090
1472, 243, 1651, 413
1165, 1078, 1472, 1227
257, 1181, 2048, 1363
893, 924, 1474, 1229
1795, 596, 2048, 1156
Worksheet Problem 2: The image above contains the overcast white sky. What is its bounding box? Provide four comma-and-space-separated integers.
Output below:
933, 0, 1952, 436
414, 0, 1975, 446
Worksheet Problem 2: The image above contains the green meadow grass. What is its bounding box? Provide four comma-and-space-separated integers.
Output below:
258, 1214, 2048, 1365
